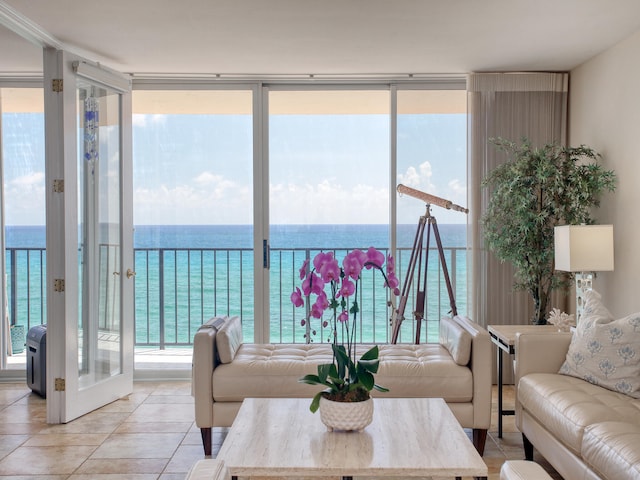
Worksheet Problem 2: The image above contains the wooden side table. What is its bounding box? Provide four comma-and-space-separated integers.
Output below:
488, 324, 559, 438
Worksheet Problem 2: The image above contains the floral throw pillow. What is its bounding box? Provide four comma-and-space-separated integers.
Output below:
559, 290, 640, 399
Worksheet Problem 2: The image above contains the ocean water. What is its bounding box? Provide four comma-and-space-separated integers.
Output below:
5, 224, 467, 344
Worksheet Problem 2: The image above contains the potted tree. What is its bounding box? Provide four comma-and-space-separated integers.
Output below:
481, 138, 616, 325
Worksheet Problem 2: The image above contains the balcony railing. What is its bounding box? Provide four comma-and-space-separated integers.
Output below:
5, 246, 467, 347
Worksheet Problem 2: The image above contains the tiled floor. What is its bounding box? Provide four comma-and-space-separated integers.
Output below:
0, 382, 561, 479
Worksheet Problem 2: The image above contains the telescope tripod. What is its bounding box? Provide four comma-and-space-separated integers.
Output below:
390, 205, 458, 344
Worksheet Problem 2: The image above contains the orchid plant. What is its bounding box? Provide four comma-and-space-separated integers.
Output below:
291, 247, 400, 412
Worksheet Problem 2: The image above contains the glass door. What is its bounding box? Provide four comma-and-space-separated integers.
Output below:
76, 82, 125, 389
266, 88, 391, 344
45, 51, 133, 423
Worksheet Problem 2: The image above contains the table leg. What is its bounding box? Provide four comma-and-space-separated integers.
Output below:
497, 342, 504, 438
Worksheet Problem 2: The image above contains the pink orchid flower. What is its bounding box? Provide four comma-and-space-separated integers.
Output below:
343, 249, 366, 280
298, 258, 309, 280
386, 272, 400, 291
311, 291, 329, 318
337, 310, 349, 323
386, 254, 396, 275
318, 256, 341, 283
365, 247, 385, 269
302, 272, 324, 296
290, 287, 304, 307
337, 278, 355, 298
313, 251, 334, 271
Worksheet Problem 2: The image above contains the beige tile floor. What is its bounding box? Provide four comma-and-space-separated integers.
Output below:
0, 382, 562, 480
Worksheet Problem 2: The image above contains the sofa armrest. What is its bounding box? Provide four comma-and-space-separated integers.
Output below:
453, 315, 492, 429
514, 331, 572, 429
515, 331, 572, 384
192, 317, 226, 428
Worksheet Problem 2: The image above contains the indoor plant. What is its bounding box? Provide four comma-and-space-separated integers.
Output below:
290, 247, 399, 423
481, 138, 616, 325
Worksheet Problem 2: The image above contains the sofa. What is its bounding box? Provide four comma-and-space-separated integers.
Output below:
192, 314, 492, 456
516, 324, 640, 479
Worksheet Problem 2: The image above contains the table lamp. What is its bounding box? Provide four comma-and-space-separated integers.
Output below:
554, 224, 614, 322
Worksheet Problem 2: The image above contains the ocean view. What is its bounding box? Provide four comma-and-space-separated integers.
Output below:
5, 224, 468, 344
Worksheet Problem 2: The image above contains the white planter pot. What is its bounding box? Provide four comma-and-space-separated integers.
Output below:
318, 396, 373, 432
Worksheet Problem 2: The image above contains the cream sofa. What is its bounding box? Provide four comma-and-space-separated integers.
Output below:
192, 314, 491, 457
515, 331, 640, 480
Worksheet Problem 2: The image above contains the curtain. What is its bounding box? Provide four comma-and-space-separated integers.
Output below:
467, 73, 569, 382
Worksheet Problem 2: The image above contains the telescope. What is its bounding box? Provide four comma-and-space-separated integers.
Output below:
391, 183, 467, 344
397, 184, 468, 214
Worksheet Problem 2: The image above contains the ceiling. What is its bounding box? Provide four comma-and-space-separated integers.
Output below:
2, 0, 640, 78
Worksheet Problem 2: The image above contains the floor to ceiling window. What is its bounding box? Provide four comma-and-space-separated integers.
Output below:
131, 89, 254, 347
268, 88, 391, 343
394, 88, 467, 342
1, 87, 46, 371
127, 81, 467, 348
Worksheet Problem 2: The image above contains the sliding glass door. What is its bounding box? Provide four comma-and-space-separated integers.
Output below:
266, 88, 391, 343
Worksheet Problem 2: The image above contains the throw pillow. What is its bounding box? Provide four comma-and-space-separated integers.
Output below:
559, 290, 640, 399
216, 315, 243, 364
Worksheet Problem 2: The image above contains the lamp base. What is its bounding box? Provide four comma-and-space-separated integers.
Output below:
575, 272, 593, 323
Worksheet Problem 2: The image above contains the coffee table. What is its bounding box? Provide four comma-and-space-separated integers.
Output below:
217, 397, 488, 480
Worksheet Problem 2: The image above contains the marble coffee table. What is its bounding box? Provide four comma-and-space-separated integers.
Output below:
217, 397, 487, 480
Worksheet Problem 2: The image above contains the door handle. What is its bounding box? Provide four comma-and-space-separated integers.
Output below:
126, 268, 136, 279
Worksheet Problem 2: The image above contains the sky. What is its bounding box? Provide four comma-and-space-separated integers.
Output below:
2, 109, 467, 227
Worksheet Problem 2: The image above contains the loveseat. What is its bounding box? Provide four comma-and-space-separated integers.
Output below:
192, 314, 491, 456
515, 294, 640, 480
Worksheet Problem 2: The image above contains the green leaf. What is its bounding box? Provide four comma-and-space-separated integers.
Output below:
309, 392, 323, 413
373, 383, 390, 393
298, 374, 322, 385
317, 363, 334, 382
360, 345, 379, 361
358, 370, 374, 390
357, 358, 380, 374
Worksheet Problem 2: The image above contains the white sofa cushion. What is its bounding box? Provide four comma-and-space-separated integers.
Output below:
216, 315, 243, 364
500, 460, 553, 480
559, 290, 640, 399
518, 372, 640, 456
212, 343, 472, 402
581, 422, 640, 480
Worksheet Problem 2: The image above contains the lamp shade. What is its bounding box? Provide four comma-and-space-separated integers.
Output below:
554, 225, 614, 272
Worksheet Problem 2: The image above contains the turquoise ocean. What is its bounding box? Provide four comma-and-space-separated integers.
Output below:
5, 224, 467, 344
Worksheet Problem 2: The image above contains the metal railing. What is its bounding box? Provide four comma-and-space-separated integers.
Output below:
5, 246, 467, 347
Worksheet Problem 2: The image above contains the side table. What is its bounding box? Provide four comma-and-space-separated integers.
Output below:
488, 324, 559, 438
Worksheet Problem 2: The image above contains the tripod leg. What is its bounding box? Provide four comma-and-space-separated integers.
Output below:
414, 221, 432, 344
391, 215, 426, 344
431, 218, 458, 317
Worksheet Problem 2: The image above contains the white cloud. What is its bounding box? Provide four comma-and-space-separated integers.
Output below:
269, 180, 389, 224
4, 173, 46, 225
194, 171, 224, 185
9, 171, 45, 187
134, 173, 249, 224
398, 160, 436, 193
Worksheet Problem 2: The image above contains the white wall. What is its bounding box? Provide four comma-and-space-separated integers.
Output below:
570, 29, 640, 317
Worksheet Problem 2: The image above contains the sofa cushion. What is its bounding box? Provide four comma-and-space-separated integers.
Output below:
518, 372, 640, 456
581, 422, 640, 480
439, 316, 472, 366
559, 290, 640, 399
216, 316, 243, 364
212, 343, 472, 403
